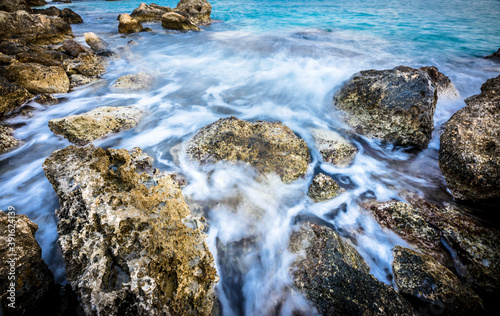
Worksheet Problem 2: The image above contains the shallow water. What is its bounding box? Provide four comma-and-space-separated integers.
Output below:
1, 0, 499, 314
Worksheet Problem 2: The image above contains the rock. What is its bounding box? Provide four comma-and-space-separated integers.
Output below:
289, 222, 416, 315
312, 128, 357, 167
0, 211, 56, 315
0, 40, 29, 56
69, 74, 100, 87
0, 52, 16, 65
186, 116, 310, 183
0, 75, 33, 117
308, 173, 343, 202
33, 6, 84, 24
48, 106, 143, 145
439, 75, 500, 201
420, 66, 459, 98
0, 11, 73, 45
161, 12, 201, 31
42, 145, 218, 316
485, 48, 500, 60
176, 0, 212, 26
4, 63, 69, 94
118, 13, 144, 34
333, 66, 437, 149
84, 32, 110, 54
111, 72, 154, 90
27, 0, 47, 6
130, 3, 174, 22
64, 52, 107, 77
36, 94, 58, 105
0, 125, 20, 153
62, 39, 90, 57
14, 46, 66, 67
0, 0, 32, 13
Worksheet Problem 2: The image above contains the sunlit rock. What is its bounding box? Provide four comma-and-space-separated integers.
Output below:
118, 13, 144, 34
176, 0, 212, 26
0, 125, 20, 153
64, 52, 107, 77
0, 75, 33, 118
4, 62, 69, 94
111, 72, 154, 90
32, 6, 83, 24
131, 3, 174, 22
307, 173, 343, 202
161, 12, 201, 31
312, 128, 357, 167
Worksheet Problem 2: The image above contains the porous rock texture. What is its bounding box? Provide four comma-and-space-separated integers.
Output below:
176, 0, 212, 25
4, 62, 69, 94
161, 12, 201, 31
112, 72, 154, 90
118, 13, 143, 34
307, 173, 343, 202
0, 125, 20, 153
32, 6, 83, 24
130, 3, 174, 22
312, 128, 357, 167
0, 75, 33, 118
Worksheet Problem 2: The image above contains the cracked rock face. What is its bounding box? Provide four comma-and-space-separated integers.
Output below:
43, 145, 218, 316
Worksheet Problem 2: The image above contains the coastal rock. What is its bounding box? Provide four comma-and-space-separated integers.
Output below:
111, 72, 154, 90
0, 40, 29, 56
308, 173, 343, 202
289, 222, 415, 315
36, 94, 58, 105
392, 246, 484, 316
118, 13, 144, 34
32, 6, 83, 24
69, 74, 100, 87
0, 52, 16, 65
439, 75, 500, 200
485, 48, 500, 60
420, 66, 459, 98
84, 32, 110, 54
0, 125, 20, 153
161, 12, 201, 31
64, 52, 107, 77
4, 63, 69, 94
186, 116, 310, 183
0, 11, 73, 45
176, 0, 212, 26
130, 3, 173, 22
312, 128, 357, 167
0, 0, 31, 13
42, 145, 218, 316
14, 46, 66, 67
62, 39, 90, 57
48, 106, 143, 145
0, 75, 33, 117
333, 66, 437, 149
0, 211, 55, 315
27, 0, 47, 5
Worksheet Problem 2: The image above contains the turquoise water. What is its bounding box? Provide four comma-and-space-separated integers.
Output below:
1, 0, 499, 314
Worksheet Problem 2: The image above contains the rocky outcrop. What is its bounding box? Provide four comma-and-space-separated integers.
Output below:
32, 6, 83, 24
4, 63, 69, 94
392, 246, 484, 316
0, 75, 33, 117
64, 52, 107, 77
289, 222, 415, 315
439, 75, 500, 200
308, 173, 343, 202
84, 32, 110, 54
69, 74, 100, 87
176, 0, 212, 25
161, 12, 201, 31
0, 0, 31, 13
333, 66, 437, 149
0, 125, 20, 153
111, 72, 154, 90
27, 0, 48, 6
186, 116, 310, 183
48, 106, 143, 145
312, 128, 357, 167
118, 13, 144, 34
485, 48, 500, 60
130, 3, 174, 22
43, 145, 218, 316
62, 39, 90, 57
420, 66, 459, 98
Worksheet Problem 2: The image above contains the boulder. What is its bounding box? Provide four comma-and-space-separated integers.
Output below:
130, 3, 174, 22
439, 75, 500, 200
0, 0, 32, 13
161, 12, 201, 31
69, 74, 100, 87
485, 48, 500, 60
33, 6, 84, 24
0, 125, 20, 153
186, 116, 310, 183
176, 0, 212, 25
289, 222, 416, 315
64, 52, 107, 77
0, 75, 33, 117
111, 72, 154, 90
14, 46, 66, 67
35, 94, 58, 105
84, 32, 110, 54
333, 66, 437, 149
48, 106, 143, 145
4, 62, 69, 94
312, 128, 357, 167
0, 11, 73, 45
308, 173, 343, 202
62, 39, 90, 57
0, 40, 29, 56
27, 0, 47, 5
118, 13, 143, 34
420, 66, 459, 98
0, 52, 16, 65
42, 145, 218, 316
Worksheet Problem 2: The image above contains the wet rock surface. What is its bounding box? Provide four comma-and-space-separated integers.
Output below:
4, 62, 69, 94
161, 12, 201, 31
130, 3, 174, 22
0, 125, 20, 153
42, 145, 218, 316
420, 66, 459, 98
64, 52, 107, 77
186, 116, 310, 183
176, 0, 212, 26
32, 6, 83, 24
312, 128, 357, 167
112, 72, 154, 90
439, 75, 500, 201
0, 75, 33, 118
69, 74, 100, 87
333, 65, 437, 148
118, 13, 143, 34
485, 48, 500, 60
83, 32, 110, 54
308, 173, 343, 202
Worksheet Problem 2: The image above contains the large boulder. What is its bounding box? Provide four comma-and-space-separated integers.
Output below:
13, 45, 66, 67
0, 11, 73, 45
0, 75, 33, 117
4, 63, 69, 94
333, 66, 437, 149
0, 125, 20, 153
439, 75, 500, 200
0, 0, 32, 13
111, 72, 154, 90
48, 106, 143, 145
42, 145, 218, 315
312, 128, 357, 167
118, 13, 143, 34
161, 12, 201, 31
130, 3, 174, 22
32, 6, 84, 24
186, 116, 310, 183
176, 0, 212, 25
289, 222, 416, 315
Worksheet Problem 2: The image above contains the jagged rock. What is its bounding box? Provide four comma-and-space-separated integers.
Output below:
118, 13, 144, 34
0, 0, 32, 13
0, 11, 73, 45
4, 62, 69, 94
111, 72, 154, 90
0, 75, 33, 117
14, 46, 66, 67
64, 52, 107, 77
27, 0, 47, 6
420, 66, 459, 98
69, 74, 100, 87
0, 125, 20, 153
42, 145, 218, 316
289, 222, 416, 315
176, 0, 212, 25
36, 94, 58, 105
130, 3, 174, 22
84, 32, 110, 54
0, 40, 29, 56
186, 116, 310, 183
33, 6, 84, 24
0, 52, 16, 65
485, 48, 500, 60
308, 173, 343, 202
393, 246, 485, 316
48, 106, 143, 145
312, 128, 357, 167
439, 75, 500, 200
333, 66, 437, 149
62, 39, 90, 57
161, 12, 201, 31
0, 211, 55, 315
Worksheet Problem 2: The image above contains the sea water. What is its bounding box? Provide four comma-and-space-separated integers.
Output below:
1, 0, 499, 314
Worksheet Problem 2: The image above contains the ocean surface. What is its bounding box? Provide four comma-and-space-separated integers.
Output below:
1, 0, 499, 314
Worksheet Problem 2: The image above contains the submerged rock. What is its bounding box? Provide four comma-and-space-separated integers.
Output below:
186, 116, 310, 183
289, 222, 415, 315
48, 106, 143, 145
118, 13, 144, 34
0, 75, 33, 118
130, 3, 174, 22
0, 125, 20, 153
43, 145, 218, 316
312, 128, 357, 167
392, 246, 485, 316
32, 6, 83, 24
176, 0, 212, 26
4, 63, 69, 94
333, 66, 437, 149
112, 72, 154, 90
439, 75, 500, 201
161, 12, 201, 31
420, 66, 459, 98
308, 173, 343, 202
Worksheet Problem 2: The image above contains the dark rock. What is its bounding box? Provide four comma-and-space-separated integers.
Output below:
33, 6, 84, 24
118, 13, 144, 34
420, 66, 459, 98
439, 75, 500, 201
4, 62, 69, 94
0, 125, 20, 153
308, 173, 343, 202
61, 39, 90, 57
26, 0, 47, 6
161, 12, 201, 31
485, 48, 500, 60
35, 94, 58, 105
0, 75, 33, 117
176, 0, 212, 26
14, 46, 66, 67
130, 3, 174, 22
0, 0, 32, 13
0, 40, 29, 56
0, 52, 16, 65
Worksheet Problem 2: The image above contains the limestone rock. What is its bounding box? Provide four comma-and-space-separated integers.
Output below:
69, 74, 100, 87
33, 6, 83, 24
0, 0, 32, 13
186, 116, 310, 183
42, 145, 218, 316
118, 13, 143, 34
333, 66, 437, 149
161, 12, 201, 31
64, 52, 107, 77
420, 66, 459, 98
312, 128, 357, 167
4, 63, 69, 94
111, 72, 154, 90
308, 173, 343, 202
0, 125, 20, 153
0, 75, 33, 117
36, 94, 58, 105
176, 0, 212, 26
62, 39, 90, 57
27, 0, 48, 6
84, 32, 110, 54
0, 40, 29, 56
131, 3, 174, 22
439, 75, 500, 200
48, 106, 143, 145
14, 46, 66, 67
